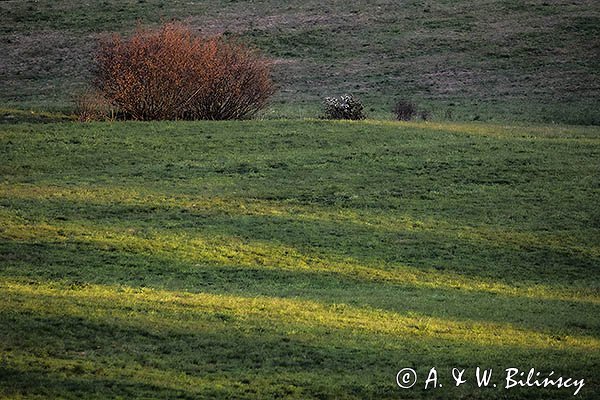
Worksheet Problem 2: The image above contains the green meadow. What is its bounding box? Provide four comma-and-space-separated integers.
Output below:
1, 120, 599, 398
1, 0, 599, 398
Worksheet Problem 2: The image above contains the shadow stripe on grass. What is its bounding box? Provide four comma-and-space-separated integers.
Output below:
2, 183, 598, 260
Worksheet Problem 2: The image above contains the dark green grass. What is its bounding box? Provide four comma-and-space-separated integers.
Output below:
0, 119, 599, 398
0, 0, 598, 123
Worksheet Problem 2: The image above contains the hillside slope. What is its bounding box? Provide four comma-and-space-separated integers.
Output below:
1, 0, 599, 123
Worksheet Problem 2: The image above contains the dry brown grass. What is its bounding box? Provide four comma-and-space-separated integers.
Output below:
73, 90, 116, 122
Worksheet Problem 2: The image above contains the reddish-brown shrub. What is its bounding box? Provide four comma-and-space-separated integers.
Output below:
93, 23, 275, 120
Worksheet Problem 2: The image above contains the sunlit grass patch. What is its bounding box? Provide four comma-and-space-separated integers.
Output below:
2, 182, 598, 260
1, 208, 597, 305
3, 279, 598, 351
363, 120, 600, 140
2, 278, 598, 399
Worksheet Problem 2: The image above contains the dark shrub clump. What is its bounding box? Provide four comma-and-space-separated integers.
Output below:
393, 100, 417, 121
322, 94, 366, 120
92, 23, 275, 121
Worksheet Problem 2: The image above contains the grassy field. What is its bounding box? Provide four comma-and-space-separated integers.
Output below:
1, 119, 599, 398
1, 0, 599, 397
1, 0, 599, 123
